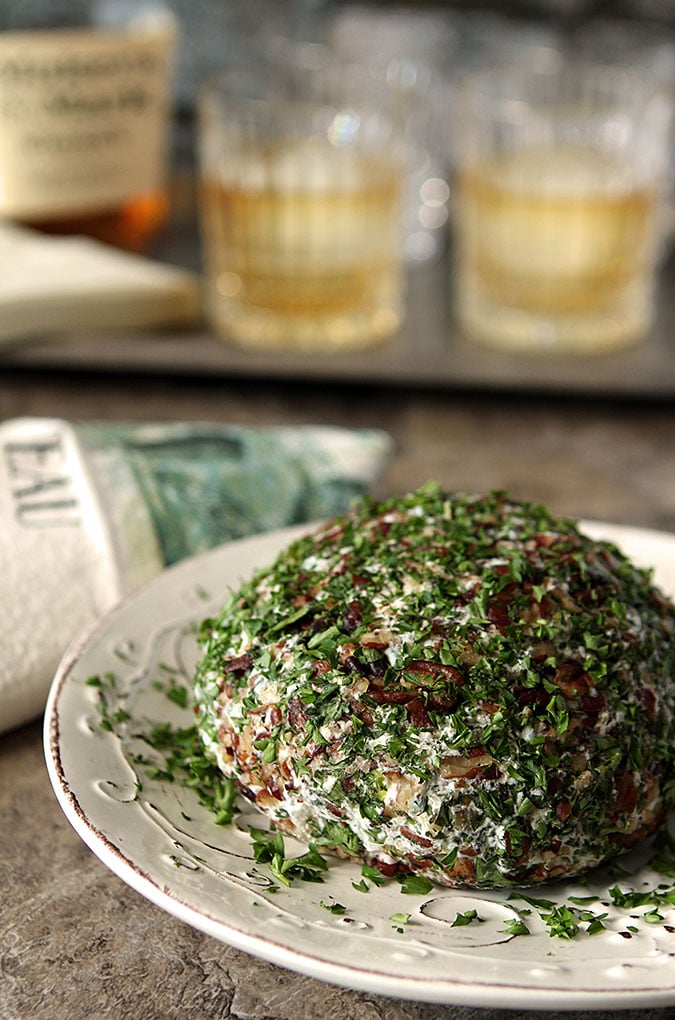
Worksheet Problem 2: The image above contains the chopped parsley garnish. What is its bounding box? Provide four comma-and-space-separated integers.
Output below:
397, 874, 434, 896
320, 900, 347, 915
501, 917, 531, 937
140, 721, 238, 825
165, 680, 189, 709
539, 905, 581, 939
249, 827, 328, 887
361, 864, 387, 887
451, 908, 484, 927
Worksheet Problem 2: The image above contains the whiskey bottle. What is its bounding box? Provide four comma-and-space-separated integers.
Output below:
0, 0, 177, 251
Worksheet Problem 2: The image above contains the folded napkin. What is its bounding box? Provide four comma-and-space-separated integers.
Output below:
0, 418, 393, 733
0, 224, 200, 342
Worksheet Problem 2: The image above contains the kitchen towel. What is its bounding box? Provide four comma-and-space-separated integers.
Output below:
0, 418, 393, 733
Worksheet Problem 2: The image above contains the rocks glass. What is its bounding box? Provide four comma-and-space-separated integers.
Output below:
198, 58, 405, 351
452, 61, 674, 354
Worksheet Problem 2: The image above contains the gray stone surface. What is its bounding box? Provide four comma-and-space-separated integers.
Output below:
1, 372, 674, 1019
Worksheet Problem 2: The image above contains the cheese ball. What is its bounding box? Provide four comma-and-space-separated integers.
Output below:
194, 485, 675, 888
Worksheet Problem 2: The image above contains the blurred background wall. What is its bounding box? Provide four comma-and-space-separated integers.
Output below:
2, 1, 675, 121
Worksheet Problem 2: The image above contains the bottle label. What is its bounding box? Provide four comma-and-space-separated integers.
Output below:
0, 24, 175, 218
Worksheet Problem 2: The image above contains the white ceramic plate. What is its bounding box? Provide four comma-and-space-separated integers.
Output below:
45, 520, 675, 1010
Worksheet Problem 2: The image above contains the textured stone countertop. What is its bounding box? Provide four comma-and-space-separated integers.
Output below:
1, 368, 674, 1020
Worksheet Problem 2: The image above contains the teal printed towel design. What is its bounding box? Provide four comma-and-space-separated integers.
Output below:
0, 418, 393, 734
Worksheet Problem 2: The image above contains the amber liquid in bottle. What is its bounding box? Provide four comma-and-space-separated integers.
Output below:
22, 190, 171, 253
